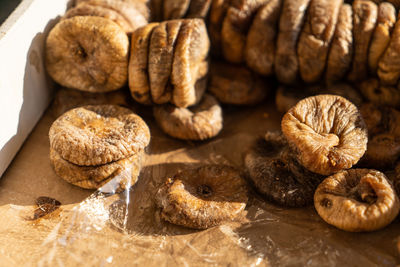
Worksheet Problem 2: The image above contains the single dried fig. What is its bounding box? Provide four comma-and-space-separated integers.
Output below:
314, 169, 400, 232
45, 16, 129, 92
49, 105, 150, 166
358, 78, 400, 107
326, 3, 353, 83
244, 132, 324, 207
368, 2, 396, 74
347, 0, 378, 82
153, 94, 222, 140
156, 165, 248, 229
208, 61, 269, 105
281, 95, 368, 175
275, 0, 311, 84
245, 0, 282, 76
297, 0, 342, 83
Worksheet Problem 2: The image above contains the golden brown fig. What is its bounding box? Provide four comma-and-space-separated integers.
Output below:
163, 0, 190, 20
244, 132, 324, 207
208, 61, 269, 105
371, 0, 400, 9
358, 78, 400, 107
45, 16, 129, 92
186, 0, 212, 18
156, 165, 248, 229
347, 0, 378, 82
49, 105, 151, 166
314, 169, 400, 232
297, 0, 342, 83
281, 95, 368, 175
245, 0, 282, 76
275, 0, 311, 84
129, 23, 159, 105
326, 3, 353, 84
50, 149, 142, 190
153, 94, 222, 140
368, 2, 396, 73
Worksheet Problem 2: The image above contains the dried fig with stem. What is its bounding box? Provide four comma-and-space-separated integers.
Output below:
45, 16, 129, 92
368, 2, 396, 74
275, 0, 311, 84
297, 0, 342, 83
208, 61, 269, 105
156, 165, 248, 229
325, 3, 353, 84
153, 93, 222, 140
314, 169, 400, 232
358, 78, 400, 107
49, 105, 150, 166
281, 95, 368, 175
245, 0, 282, 76
244, 132, 324, 207
347, 0, 378, 82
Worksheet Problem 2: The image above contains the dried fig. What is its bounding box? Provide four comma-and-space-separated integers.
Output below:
368, 2, 396, 74
358, 78, 400, 107
371, 0, 400, 9
275, 0, 311, 84
244, 132, 324, 207
360, 102, 400, 136
208, 61, 269, 105
128, 23, 159, 105
314, 169, 400, 232
245, 0, 282, 76
281, 95, 368, 175
50, 149, 142, 190
362, 134, 400, 170
153, 94, 223, 140
297, 0, 342, 83
156, 165, 248, 229
186, 0, 212, 18
326, 3, 353, 84
347, 0, 378, 82
49, 105, 150, 166
45, 16, 129, 92
163, 0, 190, 20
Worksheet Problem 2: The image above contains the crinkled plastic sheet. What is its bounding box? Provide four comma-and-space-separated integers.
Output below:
1, 103, 400, 266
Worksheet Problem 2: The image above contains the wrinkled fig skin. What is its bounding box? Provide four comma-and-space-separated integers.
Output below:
245, 132, 324, 207
245, 0, 282, 76
297, 0, 342, 83
221, 0, 269, 64
360, 103, 400, 137
156, 165, 248, 230
49, 105, 151, 166
358, 78, 400, 107
275, 0, 311, 84
45, 16, 129, 93
281, 95, 368, 176
368, 2, 396, 73
153, 94, 223, 141
348, 0, 378, 82
163, 0, 190, 20
129, 23, 159, 105
378, 13, 400, 85
371, 0, 400, 9
314, 169, 400, 232
326, 4, 353, 84
209, 61, 269, 105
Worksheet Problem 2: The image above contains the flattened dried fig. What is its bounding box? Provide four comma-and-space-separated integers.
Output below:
368, 2, 396, 74
45, 16, 129, 92
49, 105, 150, 166
50, 149, 142, 190
326, 3, 353, 84
281, 95, 368, 175
245, 0, 282, 76
358, 78, 400, 107
275, 0, 311, 84
156, 165, 248, 229
221, 0, 268, 63
314, 169, 400, 232
163, 0, 190, 20
129, 23, 159, 105
244, 132, 324, 207
297, 0, 342, 83
208, 61, 269, 105
347, 0, 378, 82
153, 94, 223, 140
378, 13, 400, 85
186, 0, 212, 18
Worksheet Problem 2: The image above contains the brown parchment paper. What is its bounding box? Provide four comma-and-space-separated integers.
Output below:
1, 98, 400, 266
